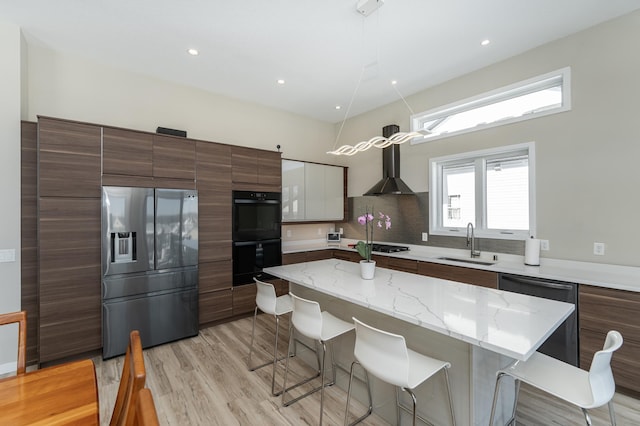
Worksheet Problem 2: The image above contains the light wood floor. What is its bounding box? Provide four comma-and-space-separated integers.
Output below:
94, 315, 640, 425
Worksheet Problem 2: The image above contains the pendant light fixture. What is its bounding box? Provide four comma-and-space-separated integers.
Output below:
327, 0, 429, 156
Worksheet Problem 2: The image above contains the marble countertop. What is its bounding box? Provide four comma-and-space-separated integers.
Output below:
264, 259, 574, 361
282, 239, 640, 293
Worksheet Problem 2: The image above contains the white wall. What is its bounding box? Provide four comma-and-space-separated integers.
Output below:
0, 20, 22, 371
26, 43, 337, 164
339, 10, 640, 267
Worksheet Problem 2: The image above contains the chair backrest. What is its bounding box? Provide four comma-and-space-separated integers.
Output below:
588, 330, 623, 407
290, 292, 323, 340
110, 330, 147, 426
0, 310, 27, 375
352, 317, 410, 388
254, 277, 277, 314
134, 388, 160, 426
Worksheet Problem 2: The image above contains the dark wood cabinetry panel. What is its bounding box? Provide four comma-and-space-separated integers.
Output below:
332, 250, 361, 263
388, 257, 418, 273
199, 289, 233, 325
306, 250, 333, 262
231, 146, 281, 191
38, 197, 101, 362
370, 254, 389, 268
199, 260, 232, 293
579, 285, 640, 395
233, 284, 257, 316
196, 141, 232, 190
231, 146, 258, 184
102, 127, 153, 177
153, 134, 196, 180
196, 142, 232, 263
268, 278, 289, 297
38, 117, 101, 198
282, 252, 307, 265
21, 121, 39, 365
416, 262, 498, 288
258, 150, 282, 188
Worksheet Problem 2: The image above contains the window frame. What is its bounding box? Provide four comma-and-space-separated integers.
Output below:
429, 142, 536, 240
411, 67, 571, 143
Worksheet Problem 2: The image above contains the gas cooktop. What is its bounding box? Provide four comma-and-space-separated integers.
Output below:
371, 244, 410, 253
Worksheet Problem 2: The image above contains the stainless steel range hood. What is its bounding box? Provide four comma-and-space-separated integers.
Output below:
364, 124, 415, 195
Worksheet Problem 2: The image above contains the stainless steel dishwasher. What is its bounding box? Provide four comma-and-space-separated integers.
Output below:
498, 273, 578, 366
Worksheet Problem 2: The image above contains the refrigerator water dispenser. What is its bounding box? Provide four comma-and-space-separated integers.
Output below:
111, 232, 137, 263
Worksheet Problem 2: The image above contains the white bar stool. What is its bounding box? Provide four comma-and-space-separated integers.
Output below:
281, 292, 355, 425
489, 330, 623, 426
247, 278, 293, 396
344, 317, 456, 426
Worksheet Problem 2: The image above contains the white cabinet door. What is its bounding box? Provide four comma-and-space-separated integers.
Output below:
282, 160, 344, 222
282, 160, 306, 221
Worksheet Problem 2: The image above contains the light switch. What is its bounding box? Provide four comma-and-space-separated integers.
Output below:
0, 249, 16, 263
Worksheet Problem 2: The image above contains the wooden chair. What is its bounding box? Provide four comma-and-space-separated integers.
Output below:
0, 310, 27, 375
135, 388, 160, 426
110, 330, 146, 426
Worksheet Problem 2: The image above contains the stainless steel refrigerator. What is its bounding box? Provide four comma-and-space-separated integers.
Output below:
101, 186, 198, 359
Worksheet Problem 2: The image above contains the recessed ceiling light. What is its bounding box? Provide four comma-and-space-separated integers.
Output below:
391, 80, 398, 85
187, 48, 199, 56
481, 39, 491, 46
335, 105, 342, 110
277, 79, 285, 85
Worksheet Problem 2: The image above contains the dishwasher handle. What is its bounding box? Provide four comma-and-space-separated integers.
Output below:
500, 274, 575, 291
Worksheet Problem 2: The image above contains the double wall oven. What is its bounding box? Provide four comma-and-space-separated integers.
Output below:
232, 191, 282, 285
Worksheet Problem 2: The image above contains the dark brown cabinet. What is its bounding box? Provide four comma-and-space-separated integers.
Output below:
282, 250, 333, 265
198, 260, 233, 324
37, 117, 102, 363
102, 127, 153, 178
153, 134, 196, 181
331, 250, 362, 263
232, 284, 257, 316
196, 141, 233, 326
417, 262, 498, 289
38, 197, 102, 362
231, 146, 281, 191
21, 121, 39, 365
38, 117, 102, 198
579, 285, 640, 395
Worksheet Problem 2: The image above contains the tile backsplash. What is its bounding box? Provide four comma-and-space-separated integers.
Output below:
341, 192, 525, 256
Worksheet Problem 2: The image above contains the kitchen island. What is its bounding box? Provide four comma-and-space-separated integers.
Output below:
264, 259, 574, 425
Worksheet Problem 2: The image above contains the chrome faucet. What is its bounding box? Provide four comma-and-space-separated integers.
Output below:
466, 222, 481, 258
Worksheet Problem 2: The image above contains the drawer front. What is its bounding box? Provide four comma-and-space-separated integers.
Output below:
579, 286, 640, 343
580, 328, 640, 394
417, 262, 498, 288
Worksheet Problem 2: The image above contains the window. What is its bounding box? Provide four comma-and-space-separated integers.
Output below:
412, 68, 570, 143
429, 143, 535, 240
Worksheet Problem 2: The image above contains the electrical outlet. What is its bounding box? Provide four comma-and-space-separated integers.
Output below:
0, 249, 15, 262
421, 232, 428, 242
286, 229, 292, 238
594, 242, 605, 256
317, 228, 323, 236
540, 240, 550, 251
339, 228, 344, 234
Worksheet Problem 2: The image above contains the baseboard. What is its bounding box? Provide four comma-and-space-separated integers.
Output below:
0, 361, 17, 377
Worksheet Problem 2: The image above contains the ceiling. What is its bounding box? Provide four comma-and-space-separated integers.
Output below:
3, 0, 640, 123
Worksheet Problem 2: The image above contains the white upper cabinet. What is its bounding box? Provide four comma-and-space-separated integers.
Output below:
282, 160, 345, 222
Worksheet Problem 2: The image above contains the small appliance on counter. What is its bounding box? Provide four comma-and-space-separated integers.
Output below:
326, 232, 341, 244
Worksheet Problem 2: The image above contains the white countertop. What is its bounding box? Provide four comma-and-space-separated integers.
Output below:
264, 259, 574, 361
282, 239, 640, 293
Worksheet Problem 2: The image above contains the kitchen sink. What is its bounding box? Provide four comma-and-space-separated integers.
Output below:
436, 256, 496, 266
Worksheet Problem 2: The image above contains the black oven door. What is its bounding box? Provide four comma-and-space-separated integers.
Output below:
233, 198, 281, 241
233, 239, 282, 286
